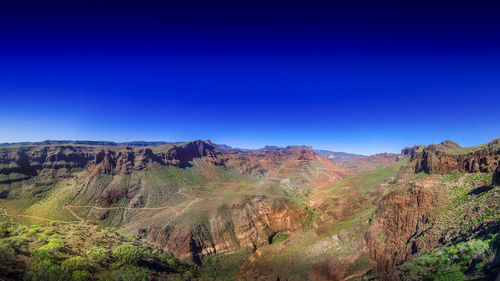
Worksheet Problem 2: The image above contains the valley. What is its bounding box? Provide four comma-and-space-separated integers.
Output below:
0, 139, 498, 280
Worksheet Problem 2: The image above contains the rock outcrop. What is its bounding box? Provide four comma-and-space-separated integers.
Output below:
404, 139, 500, 174
365, 180, 444, 280
0, 141, 223, 179
160, 140, 221, 167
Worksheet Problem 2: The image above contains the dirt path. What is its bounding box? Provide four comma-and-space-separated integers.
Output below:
66, 205, 175, 211
1, 206, 78, 224
63, 205, 85, 222
3, 189, 200, 224
15, 214, 76, 224
64, 189, 199, 221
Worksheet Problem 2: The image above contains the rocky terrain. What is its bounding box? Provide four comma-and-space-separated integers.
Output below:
403, 139, 500, 174
366, 140, 500, 281
0, 140, 352, 268
0, 139, 499, 281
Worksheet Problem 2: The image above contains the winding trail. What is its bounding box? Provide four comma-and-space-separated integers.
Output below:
64, 189, 199, 221
177, 191, 200, 214
15, 214, 76, 224
63, 205, 85, 222
1, 189, 200, 224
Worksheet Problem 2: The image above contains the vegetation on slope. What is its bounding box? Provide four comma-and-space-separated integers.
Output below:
396, 172, 500, 280
0, 215, 195, 281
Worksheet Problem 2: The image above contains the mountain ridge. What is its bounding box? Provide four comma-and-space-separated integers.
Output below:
0, 138, 498, 280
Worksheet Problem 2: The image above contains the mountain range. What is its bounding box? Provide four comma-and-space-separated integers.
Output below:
0, 138, 498, 280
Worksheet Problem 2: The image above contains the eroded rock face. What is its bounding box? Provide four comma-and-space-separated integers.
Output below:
0, 146, 93, 177
160, 140, 221, 167
0, 141, 222, 178
366, 180, 444, 280
141, 196, 307, 264
405, 139, 500, 174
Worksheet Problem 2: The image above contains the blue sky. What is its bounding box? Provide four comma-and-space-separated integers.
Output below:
1, 1, 500, 155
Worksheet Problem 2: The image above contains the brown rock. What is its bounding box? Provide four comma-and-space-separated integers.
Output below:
408, 139, 500, 174
493, 166, 500, 186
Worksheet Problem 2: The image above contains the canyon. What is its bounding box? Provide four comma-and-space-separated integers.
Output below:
0, 139, 498, 280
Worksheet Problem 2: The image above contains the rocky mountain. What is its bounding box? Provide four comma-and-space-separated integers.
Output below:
0, 138, 498, 281
0, 140, 353, 270
365, 140, 500, 281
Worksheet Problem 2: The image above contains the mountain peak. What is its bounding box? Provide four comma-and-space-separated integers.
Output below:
439, 140, 460, 147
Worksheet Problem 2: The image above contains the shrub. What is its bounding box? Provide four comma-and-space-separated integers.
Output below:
62, 256, 89, 272
17, 224, 27, 232
30, 248, 55, 261
433, 267, 467, 281
43, 238, 63, 252
182, 270, 194, 279
42, 229, 55, 236
113, 243, 143, 264
52, 233, 64, 239
0, 240, 15, 263
25, 259, 68, 281
0, 222, 14, 238
111, 265, 147, 281
162, 254, 176, 265
72, 270, 90, 281
38, 233, 49, 243
38, 229, 55, 243
87, 246, 109, 264
491, 233, 500, 250
401, 237, 494, 280
5, 235, 27, 252
28, 227, 40, 235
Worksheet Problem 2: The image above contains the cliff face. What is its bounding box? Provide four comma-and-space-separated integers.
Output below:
0, 141, 221, 180
0, 142, 348, 181
366, 179, 445, 280
403, 139, 500, 174
141, 196, 306, 264
367, 141, 500, 280
0, 146, 94, 177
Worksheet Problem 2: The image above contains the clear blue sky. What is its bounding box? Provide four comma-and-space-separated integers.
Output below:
1, 1, 499, 155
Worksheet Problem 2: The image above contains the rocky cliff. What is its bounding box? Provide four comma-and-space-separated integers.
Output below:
367, 141, 500, 280
0, 140, 222, 180
403, 139, 500, 174
366, 178, 445, 280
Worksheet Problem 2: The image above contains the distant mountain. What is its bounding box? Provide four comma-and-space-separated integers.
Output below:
314, 149, 363, 162
213, 143, 251, 151
0, 140, 181, 147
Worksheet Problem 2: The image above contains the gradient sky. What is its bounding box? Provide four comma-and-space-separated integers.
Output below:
1, 1, 500, 155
